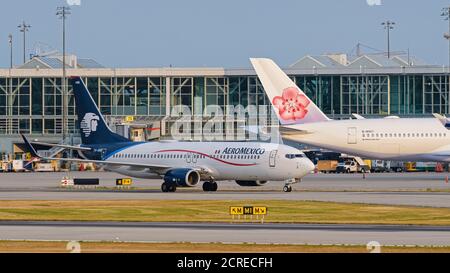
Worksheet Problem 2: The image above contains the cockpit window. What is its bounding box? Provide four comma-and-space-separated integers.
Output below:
285, 154, 305, 159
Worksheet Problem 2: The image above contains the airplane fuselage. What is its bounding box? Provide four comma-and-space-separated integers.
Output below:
80, 141, 313, 181
284, 118, 450, 162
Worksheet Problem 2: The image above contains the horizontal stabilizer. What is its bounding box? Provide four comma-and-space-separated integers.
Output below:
29, 141, 92, 152
20, 134, 169, 174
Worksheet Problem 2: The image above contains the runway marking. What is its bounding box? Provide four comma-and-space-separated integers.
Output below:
1, 221, 450, 232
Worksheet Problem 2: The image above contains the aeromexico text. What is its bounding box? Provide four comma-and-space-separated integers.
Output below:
221, 147, 266, 155
168, 102, 280, 142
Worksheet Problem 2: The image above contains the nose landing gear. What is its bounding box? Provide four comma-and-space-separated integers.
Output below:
283, 178, 301, 193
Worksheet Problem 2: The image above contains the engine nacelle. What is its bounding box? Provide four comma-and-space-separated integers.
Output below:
164, 168, 201, 187
235, 180, 268, 187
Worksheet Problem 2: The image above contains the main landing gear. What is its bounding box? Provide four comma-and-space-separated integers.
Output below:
283, 178, 301, 193
161, 182, 177, 192
283, 185, 292, 193
161, 180, 218, 193
202, 181, 218, 192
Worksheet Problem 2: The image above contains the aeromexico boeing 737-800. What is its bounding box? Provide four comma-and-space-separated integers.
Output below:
21, 76, 314, 193
251, 58, 450, 162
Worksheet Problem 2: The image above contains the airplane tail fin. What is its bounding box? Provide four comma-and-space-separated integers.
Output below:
250, 58, 330, 125
70, 77, 129, 145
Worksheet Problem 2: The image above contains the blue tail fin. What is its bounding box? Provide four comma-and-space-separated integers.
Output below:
71, 77, 129, 145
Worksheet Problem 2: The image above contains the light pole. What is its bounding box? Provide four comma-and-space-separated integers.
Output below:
57, 6, 71, 142
381, 20, 395, 58
441, 7, 450, 69
17, 21, 31, 64
8, 34, 13, 69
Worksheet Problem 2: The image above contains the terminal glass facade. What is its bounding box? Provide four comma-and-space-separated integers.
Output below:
0, 73, 449, 137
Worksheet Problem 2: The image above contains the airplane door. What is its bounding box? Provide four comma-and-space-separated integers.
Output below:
185, 153, 197, 164
269, 150, 277, 168
185, 153, 191, 163
347, 127, 357, 144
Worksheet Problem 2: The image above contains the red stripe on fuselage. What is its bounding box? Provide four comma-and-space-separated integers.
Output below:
155, 149, 258, 167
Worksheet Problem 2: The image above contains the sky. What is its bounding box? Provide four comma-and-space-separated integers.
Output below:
0, 0, 450, 68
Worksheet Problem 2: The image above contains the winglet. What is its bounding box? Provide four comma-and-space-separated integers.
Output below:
433, 113, 446, 121
352, 113, 365, 120
20, 134, 40, 159
433, 113, 450, 129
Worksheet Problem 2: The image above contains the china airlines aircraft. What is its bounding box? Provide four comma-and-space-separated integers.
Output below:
251, 58, 450, 162
21, 76, 314, 193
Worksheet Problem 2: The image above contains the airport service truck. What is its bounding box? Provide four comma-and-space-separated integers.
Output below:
317, 160, 338, 173
389, 161, 405, 172
12, 160, 25, 172
371, 160, 391, 173
336, 156, 370, 173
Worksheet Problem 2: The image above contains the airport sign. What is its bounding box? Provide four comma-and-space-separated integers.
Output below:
230, 206, 267, 215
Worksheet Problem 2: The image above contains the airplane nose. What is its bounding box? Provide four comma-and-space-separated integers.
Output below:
298, 158, 315, 176
306, 159, 315, 173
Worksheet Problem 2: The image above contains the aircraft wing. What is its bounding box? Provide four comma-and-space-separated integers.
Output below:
21, 134, 170, 174
50, 157, 170, 174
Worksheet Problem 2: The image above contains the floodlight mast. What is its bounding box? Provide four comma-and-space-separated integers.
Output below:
442, 7, 450, 70
17, 21, 31, 64
57, 6, 71, 142
381, 20, 395, 58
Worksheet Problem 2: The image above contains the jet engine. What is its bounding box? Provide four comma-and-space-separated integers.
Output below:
164, 168, 201, 187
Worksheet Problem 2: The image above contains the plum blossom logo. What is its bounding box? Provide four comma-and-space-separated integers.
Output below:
81, 113, 100, 137
272, 87, 310, 121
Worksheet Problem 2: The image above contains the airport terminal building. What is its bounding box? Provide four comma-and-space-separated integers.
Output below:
0, 53, 449, 153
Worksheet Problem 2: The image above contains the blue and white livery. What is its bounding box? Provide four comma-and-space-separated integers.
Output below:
22, 76, 314, 193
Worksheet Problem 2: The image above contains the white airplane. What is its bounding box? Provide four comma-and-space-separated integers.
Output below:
251, 58, 450, 162
21, 76, 315, 193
